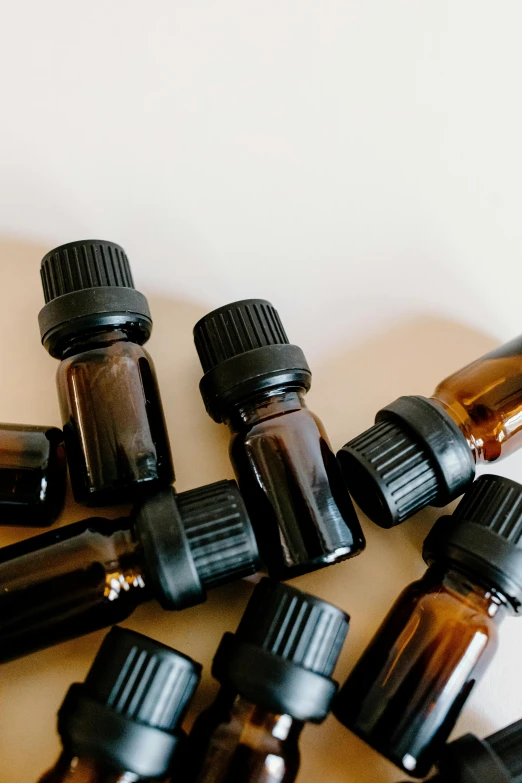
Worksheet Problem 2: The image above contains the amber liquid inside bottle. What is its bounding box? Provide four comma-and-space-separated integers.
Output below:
434, 335, 522, 462
57, 327, 174, 506
0, 424, 65, 526
187, 692, 302, 783
0, 517, 150, 661
334, 565, 506, 778
38, 753, 169, 782
228, 389, 365, 579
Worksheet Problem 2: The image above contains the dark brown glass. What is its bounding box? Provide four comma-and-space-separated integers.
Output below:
187, 691, 302, 783
38, 752, 168, 782
433, 335, 522, 462
334, 565, 507, 778
228, 389, 365, 579
56, 327, 173, 506
0, 423, 65, 526
0, 516, 151, 661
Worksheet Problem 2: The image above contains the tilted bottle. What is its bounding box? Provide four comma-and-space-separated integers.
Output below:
0, 479, 259, 661
412, 719, 522, 783
0, 423, 65, 526
185, 578, 349, 783
333, 474, 522, 779
38, 239, 174, 506
193, 299, 365, 580
338, 335, 522, 527
38, 626, 201, 783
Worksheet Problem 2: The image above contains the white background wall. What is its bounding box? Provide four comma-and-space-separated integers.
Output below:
0, 3, 522, 782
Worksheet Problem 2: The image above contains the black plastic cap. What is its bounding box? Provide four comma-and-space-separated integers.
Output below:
135, 481, 260, 611
337, 396, 475, 528
178, 480, 260, 588
423, 475, 522, 612
212, 579, 349, 722
193, 299, 311, 422
432, 720, 522, 783
39, 239, 152, 358
58, 627, 201, 778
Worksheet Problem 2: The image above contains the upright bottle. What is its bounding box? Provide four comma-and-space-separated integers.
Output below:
38, 626, 201, 783
193, 299, 365, 580
38, 239, 174, 506
186, 578, 349, 783
0, 479, 259, 661
333, 474, 522, 779
407, 719, 522, 783
338, 335, 522, 527
0, 423, 66, 526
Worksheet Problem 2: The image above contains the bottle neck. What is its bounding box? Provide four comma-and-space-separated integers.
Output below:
227, 388, 308, 429
431, 397, 481, 463
60, 326, 140, 360
39, 751, 147, 782
424, 562, 509, 621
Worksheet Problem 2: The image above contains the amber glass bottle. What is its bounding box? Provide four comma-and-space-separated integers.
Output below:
193, 299, 365, 580
38, 626, 201, 783
185, 578, 349, 783
338, 335, 522, 527
406, 718, 522, 783
0, 480, 259, 661
333, 474, 522, 779
0, 423, 65, 526
38, 239, 174, 506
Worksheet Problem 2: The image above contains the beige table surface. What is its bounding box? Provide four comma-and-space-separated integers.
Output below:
2, 4, 522, 780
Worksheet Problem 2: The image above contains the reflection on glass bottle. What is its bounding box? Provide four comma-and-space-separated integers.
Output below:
333, 475, 522, 778
339, 334, 522, 527
194, 299, 365, 580
39, 239, 174, 506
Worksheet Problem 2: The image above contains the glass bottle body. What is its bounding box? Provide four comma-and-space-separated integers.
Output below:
334, 564, 505, 778
56, 328, 174, 506
0, 516, 150, 661
433, 335, 522, 462
0, 423, 66, 526
38, 752, 168, 783
228, 388, 365, 580
187, 691, 302, 783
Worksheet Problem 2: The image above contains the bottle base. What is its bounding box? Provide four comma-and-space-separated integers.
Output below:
266, 541, 365, 581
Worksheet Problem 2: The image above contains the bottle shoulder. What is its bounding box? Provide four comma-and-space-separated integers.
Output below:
58, 335, 152, 369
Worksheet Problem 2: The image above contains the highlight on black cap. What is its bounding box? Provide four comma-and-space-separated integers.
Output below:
430, 718, 522, 783
38, 239, 152, 358
193, 299, 311, 422
135, 481, 260, 611
337, 395, 475, 528
212, 579, 349, 722
423, 474, 522, 612
58, 626, 201, 779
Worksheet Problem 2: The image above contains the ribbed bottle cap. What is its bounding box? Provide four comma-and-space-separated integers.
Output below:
193, 299, 311, 422
423, 475, 522, 612
212, 579, 349, 722
337, 395, 475, 528
433, 720, 522, 783
41, 240, 135, 302
39, 239, 151, 357
135, 482, 260, 611
179, 479, 261, 588
58, 627, 201, 778
83, 627, 200, 730
234, 579, 349, 676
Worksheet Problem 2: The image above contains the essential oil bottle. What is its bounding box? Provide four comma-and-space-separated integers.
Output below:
185, 578, 349, 783
409, 719, 522, 783
333, 474, 522, 779
38, 626, 201, 783
0, 479, 259, 661
38, 239, 174, 506
0, 423, 65, 526
338, 335, 522, 527
193, 299, 365, 580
